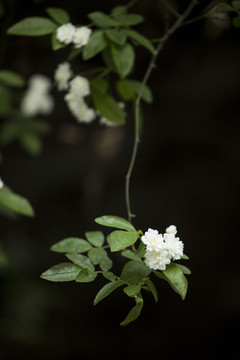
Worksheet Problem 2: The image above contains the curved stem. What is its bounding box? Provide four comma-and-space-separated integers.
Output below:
125, 0, 198, 224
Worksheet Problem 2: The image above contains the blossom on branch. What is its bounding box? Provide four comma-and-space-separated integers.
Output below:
56, 23, 75, 44
73, 27, 92, 48
54, 62, 72, 91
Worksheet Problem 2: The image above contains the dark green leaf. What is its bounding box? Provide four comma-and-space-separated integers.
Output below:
66, 253, 95, 271
111, 42, 135, 78
163, 263, 188, 300
90, 78, 108, 94
82, 30, 108, 60
0, 85, 11, 115
99, 256, 113, 271
19, 132, 42, 155
128, 79, 153, 103
116, 14, 144, 26
109, 231, 138, 252
175, 264, 191, 275
232, 15, 240, 27
91, 88, 125, 125
120, 294, 143, 326
0, 186, 34, 217
121, 249, 142, 262
116, 80, 136, 101
51, 238, 92, 253
7, 17, 57, 36
215, 3, 233, 13
111, 6, 127, 18
95, 215, 136, 232
104, 29, 127, 45
102, 271, 116, 281
85, 231, 104, 247
88, 11, 117, 27
101, 47, 118, 73
45, 7, 70, 25
94, 280, 125, 305
123, 284, 141, 297
40, 263, 81, 282
136, 241, 146, 257
75, 268, 97, 282
144, 279, 158, 302
0, 71, 25, 87
88, 248, 107, 264
121, 260, 151, 283
232, 1, 240, 11
123, 29, 155, 53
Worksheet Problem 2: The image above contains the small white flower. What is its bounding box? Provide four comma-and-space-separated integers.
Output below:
69, 76, 90, 97
141, 228, 166, 252
56, 23, 76, 44
166, 225, 177, 235
73, 26, 92, 48
164, 233, 184, 260
64, 93, 96, 123
0, 177, 4, 189
145, 249, 171, 271
54, 62, 72, 91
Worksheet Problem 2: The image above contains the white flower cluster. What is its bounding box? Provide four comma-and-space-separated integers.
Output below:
21, 75, 54, 117
54, 62, 72, 91
64, 76, 96, 123
56, 23, 92, 49
142, 225, 184, 271
0, 177, 4, 189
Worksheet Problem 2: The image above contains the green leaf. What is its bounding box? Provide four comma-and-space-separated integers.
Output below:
7, 17, 57, 36
181, 254, 189, 260
0, 71, 25, 87
75, 269, 97, 283
99, 256, 113, 271
85, 231, 104, 247
90, 78, 108, 94
45, 7, 70, 25
116, 80, 136, 101
109, 231, 139, 252
123, 29, 155, 53
175, 264, 191, 275
88, 248, 107, 265
104, 29, 127, 45
66, 253, 95, 272
94, 280, 125, 305
51, 238, 92, 253
82, 30, 108, 60
19, 132, 42, 156
123, 284, 141, 297
111, 6, 127, 18
41, 263, 81, 282
101, 47, 118, 73
128, 80, 153, 103
0, 186, 34, 217
116, 14, 144, 26
121, 249, 142, 262
51, 30, 67, 50
88, 11, 117, 27
95, 215, 136, 232
232, 15, 240, 27
111, 42, 135, 78
0, 85, 11, 115
91, 87, 125, 125
144, 279, 158, 302
136, 241, 146, 257
215, 3, 233, 13
102, 271, 116, 281
232, 1, 240, 11
120, 294, 143, 326
163, 263, 188, 300
121, 260, 151, 283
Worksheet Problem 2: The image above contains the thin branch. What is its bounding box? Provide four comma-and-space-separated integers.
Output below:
125, 0, 198, 224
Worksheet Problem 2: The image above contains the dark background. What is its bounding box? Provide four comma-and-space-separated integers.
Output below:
0, 0, 239, 359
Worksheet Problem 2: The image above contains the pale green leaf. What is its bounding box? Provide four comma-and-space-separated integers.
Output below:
7, 17, 57, 36
123, 284, 141, 297
0, 71, 25, 87
109, 231, 139, 252
123, 29, 155, 53
181, 254, 189, 260
85, 231, 104, 247
45, 7, 70, 25
66, 253, 94, 272
0, 186, 34, 217
163, 263, 188, 300
120, 260, 151, 283
144, 278, 158, 302
104, 29, 127, 45
136, 241, 146, 257
111, 42, 135, 78
128, 79, 153, 103
94, 280, 125, 305
175, 264, 191, 275
95, 215, 136, 232
116, 14, 144, 26
121, 249, 142, 262
51, 238, 92, 253
88, 248, 107, 264
88, 12, 117, 27
75, 269, 97, 282
82, 30, 108, 60
102, 271, 116, 281
120, 294, 143, 326
99, 256, 113, 271
40, 263, 81, 282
